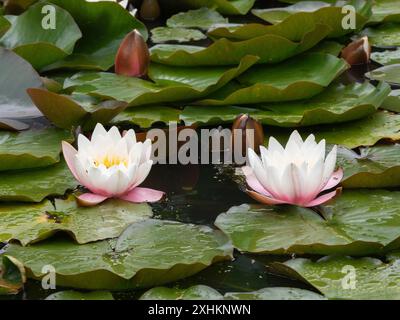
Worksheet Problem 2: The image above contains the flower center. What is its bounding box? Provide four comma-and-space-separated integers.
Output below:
94, 155, 128, 169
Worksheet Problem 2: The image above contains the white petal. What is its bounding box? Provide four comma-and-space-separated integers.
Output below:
322, 145, 337, 185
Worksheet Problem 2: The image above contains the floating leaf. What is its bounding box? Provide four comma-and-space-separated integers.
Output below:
381, 89, 400, 112
366, 63, 400, 85
64, 55, 258, 106
272, 254, 400, 299
27, 89, 127, 130
359, 23, 400, 47
309, 40, 344, 56
151, 27, 206, 44
252, 0, 371, 38
45, 290, 114, 300
0, 196, 152, 245
0, 160, 77, 202
194, 53, 349, 105
42, 0, 148, 71
369, 0, 400, 24
0, 127, 72, 171
140, 285, 325, 300
112, 106, 181, 128
4, 219, 233, 290
215, 189, 400, 255
337, 144, 400, 188
371, 48, 400, 65
166, 7, 228, 30
158, 0, 256, 15
0, 47, 43, 122
2, 0, 38, 14
182, 82, 389, 126
0, 16, 10, 37
0, 2, 82, 70
0, 256, 25, 295
150, 23, 330, 66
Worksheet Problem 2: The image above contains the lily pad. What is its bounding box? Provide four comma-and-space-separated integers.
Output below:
140, 285, 325, 300
151, 27, 206, 44
166, 7, 228, 30
272, 254, 400, 299
0, 196, 152, 245
159, 0, 256, 15
42, 0, 147, 71
381, 89, 400, 112
337, 144, 400, 188
359, 23, 400, 47
0, 256, 25, 295
371, 48, 400, 65
182, 82, 389, 126
0, 47, 43, 121
64, 55, 258, 106
0, 2, 82, 70
45, 290, 114, 300
215, 189, 400, 255
0, 15, 10, 37
150, 23, 330, 66
0, 160, 77, 202
252, 0, 371, 38
194, 53, 349, 105
369, 0, 400, 24
27, 89, 127, 130
112, 106, 181, 128
366, 63, 400, 85
0, 127, 72, 171
4, 219, 233, 290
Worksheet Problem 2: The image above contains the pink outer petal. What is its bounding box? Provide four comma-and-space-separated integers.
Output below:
304, 188, 342, 207
119, 187, 164, 203
77, 193, 109, 207
242, 166, 272, 197
246, 190, 289, 206
322, 168, 344, 191
62, 141, 80, 181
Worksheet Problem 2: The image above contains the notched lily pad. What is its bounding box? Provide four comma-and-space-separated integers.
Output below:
151, 27, 206, 44
359, 23, 400, 47
166, 7, 228, 30
215, 189, 400, 255
337, 144, 400, 188
0, 196, 152, 245
45, 290, 114, 300
272, 254, 400, 300
4, 219, 233, 290
0, 127, 73, 171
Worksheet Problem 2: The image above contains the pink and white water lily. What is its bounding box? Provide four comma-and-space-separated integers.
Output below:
62, 123, 164, 206
243, 131, 343, 207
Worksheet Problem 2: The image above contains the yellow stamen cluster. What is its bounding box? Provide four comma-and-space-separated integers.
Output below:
94, 156, 128, 169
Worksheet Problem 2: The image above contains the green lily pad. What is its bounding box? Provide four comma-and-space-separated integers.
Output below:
370, 0, 400, 24
359, 23, 400, 47
0, 160, 77, 202
112, 106, 181, 128
0, 256, 25, 295
0, 47, 43, 121
371, 48, 400, 65
159, 0, 256, 15
216, 189, 400, 256
64, 55, 258, 106
272, 254, 400, 299
166, 7, 228, 30
0, 15, 10, 37
150, 23, 330, 66
309, 40, 344, 56
182, 82, 388, 126
337, 144, 400, 188
0, 127, 72, 171
2, 0, 38, 14
194, 53, 349, 105
366, 63, 400, 85
0, 196, 152, 245
27, 89, 127, 130
0, 2, 82, 70
45, 290, 114, 300
381, 89, 400, 112
140, 285, 325, 300
42, 0, 147, 71
252, 0, 371, 38
151, 27, 206, 44
4, 219, 233, 290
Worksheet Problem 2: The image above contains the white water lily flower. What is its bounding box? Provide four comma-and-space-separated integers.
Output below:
62, 123, 164, 206
243, 131, 343, 207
